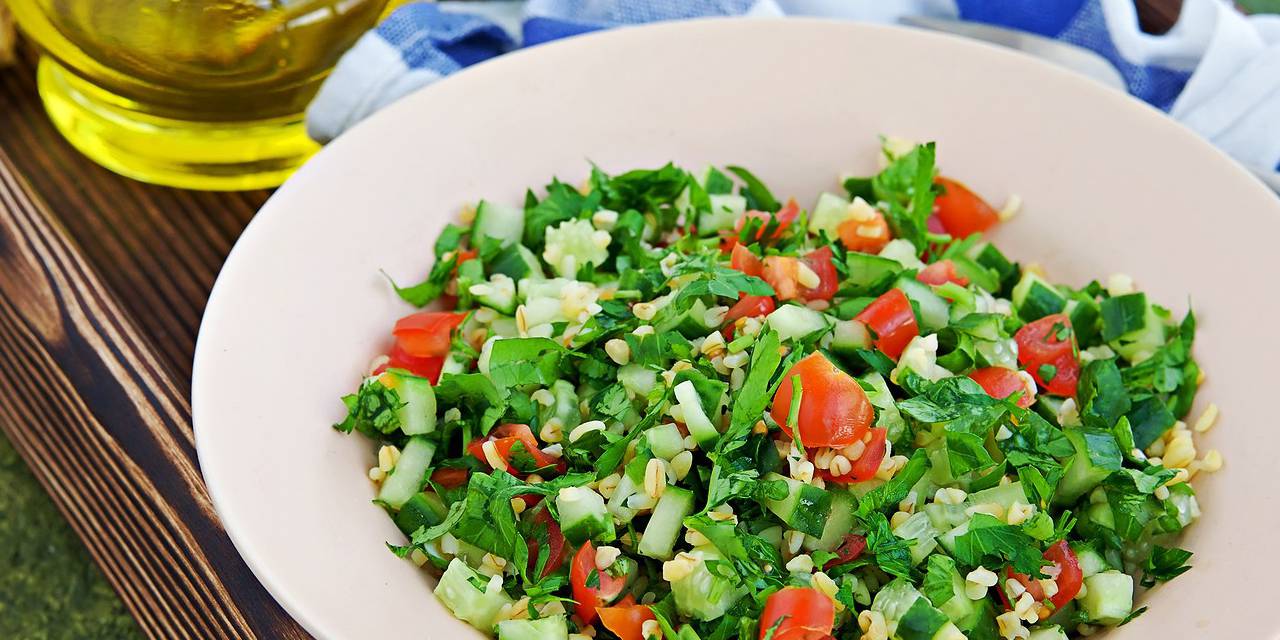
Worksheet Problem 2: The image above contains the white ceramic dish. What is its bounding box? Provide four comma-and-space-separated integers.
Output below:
193, 18, 1280, 639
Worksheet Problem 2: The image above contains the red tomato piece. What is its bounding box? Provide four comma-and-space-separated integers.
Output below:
823, 534, 868, 570
820, 428, 888, 484
854, 289, 919, 360
385, 343, 447, 383
968, 367, 1036, 408
730, 243, 764, 277
759, 587, 835, 640
721, 295, 776, 338
735, 199, 800, 242
933, 177, 1000, 239
1004, 540, 1083, 610
570, 542, 628, 624
800, 246, 839, 301
762, 256, 802, 300
597, 604, 656, 640
917, 259, 970, 286
467, 424, 565, 477
526, 505, 567, 579
393, 311, 468, 358
771, 352, 874, 449
429, 467, 468, 489
1014, 314, 1080, 397
837, 210, 892, 254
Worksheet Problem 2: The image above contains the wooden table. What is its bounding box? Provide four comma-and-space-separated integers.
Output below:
0, 4, 1182, 637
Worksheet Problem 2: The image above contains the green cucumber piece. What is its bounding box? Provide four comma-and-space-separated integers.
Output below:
619, 364, 659, 398
638, 486, 695, 560
497, 615, 568, 640
896, 277, 949, 332
761, 473, 832, 538
377, 436, 436, 509
845, 252, 903, 291
674, 380, 719, 448
394, 491, 448, 536
891, 511, 940, 565
646, 423, 687, 460
557, 486, 615, 544
435, 558, 514, 631
473, 200, 524, 248
1056, 428, 1123, 505
808, 192, 854, 238
1070, 542, 1111, 578
1028, 627, 1069, 640
809, 490, 856, 552
830, 319, 872, 355
697, 194, 746, 234
967, 482, 1030, 512
766, 304, 831, 342
1079, 571, 1133, 625
1011, 271, 1067, 321
384, 370, 437, 435
489, 244, 546, 281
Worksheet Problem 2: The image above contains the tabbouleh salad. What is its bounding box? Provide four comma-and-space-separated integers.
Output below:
334, 137, 1222, 640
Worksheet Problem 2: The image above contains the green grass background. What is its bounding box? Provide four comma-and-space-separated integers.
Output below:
0, 432, 141, 639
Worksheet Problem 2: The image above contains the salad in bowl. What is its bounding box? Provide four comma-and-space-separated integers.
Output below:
332, 138, 1219, 640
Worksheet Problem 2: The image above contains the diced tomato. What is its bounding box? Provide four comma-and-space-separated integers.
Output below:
933, 177, 1000, 239
836, 210, 892, 254
735, 199, 800, 242
1014, 314, 1079, 397
759, 587, 835, 640
454, 248, 478, 266
800, 247, 839, 301
393, 311, 468, 358
917, 259, 969, 286
597, 604, 655, 640
730, 243, 764, 277
823, 534, 868, 570
467, 424, 565, 477
762, 256, 802, 300
820, 427, 888, 484
771, 352, 874, 449
968, 367, 1036, 408
926, 214, 947, 234
1004, 540, 1083, 610
384, 343, 447, 383
721, 295, 776, 338
570, 542, 628, 624
526, 505, 567, 579
854, 289, 919, 360
429, 467, 469, 488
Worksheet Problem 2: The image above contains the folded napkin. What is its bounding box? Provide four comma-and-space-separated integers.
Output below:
306, 0, 1280, 185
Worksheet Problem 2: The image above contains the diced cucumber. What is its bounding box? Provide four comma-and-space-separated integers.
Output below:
871, 579, 932, 627
382, 370, 437, 435
1028, 627, 1069, 640
1080, 571, 1133, 625
761, 473, 832, 538
965, 241, 1017, 288
808, 192, 854, 239
557, 486, 615, 544
862, 371, 906, 441
967, 482, 1030, 512
808, 490, 856, 552
1070, 542, 1111, 578
435, 558, 514, 632
456, 258, 486, 309
674, 380, 719, 448
1011, 271, 1066, 321
879, 239, 926, 270
539, 379, 582, 432
638, 486, 695, 560
928, 556, 987, 633
490, 316, 519, 338
845, 252, 903, 291
892, 511, 939, 565
619, 364, 659, 398
646, 423, 687, 460
657, 299, 713, 338
669, 548, 747, 621
767, 304, 832, 342
830, 319, 872, 355
377, 436, 436, 509
490, 244, 546, 281
697, 194, 746, 234
543, 218, 609, 277
394, 491, 448, 536
472, 274, 518, 315
923, 502, 969, 532
519, 277, 573, 301
937, 521, 968, 555
896, 277, 950, 332
1110, 301, 1167, 362
1056, 428, 1123, 505
473, 200, 525, 248
497, 615, 568, 640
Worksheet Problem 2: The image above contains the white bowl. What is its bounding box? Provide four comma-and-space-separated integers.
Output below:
194, 18, 1280, 640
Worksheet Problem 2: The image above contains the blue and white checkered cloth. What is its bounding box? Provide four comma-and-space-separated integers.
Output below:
307, 0, 1280, 185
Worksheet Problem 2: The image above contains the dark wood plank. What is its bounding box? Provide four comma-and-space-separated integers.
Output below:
0, 145, 308, 639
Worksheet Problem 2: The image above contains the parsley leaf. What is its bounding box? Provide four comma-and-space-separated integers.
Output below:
952, 513, 1046, 576
725, 166, 780, 212
922, 555, 958, 607
335, 379, 402, 437
486, 338, 569, 389
523, 179, 602, 250
1141, 545, 1193, 587
1078, 358, 1132, 430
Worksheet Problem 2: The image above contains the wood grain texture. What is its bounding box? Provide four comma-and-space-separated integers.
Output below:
0, 146, 308, 639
